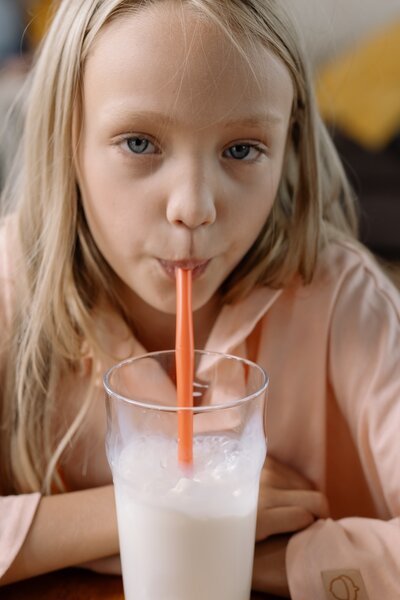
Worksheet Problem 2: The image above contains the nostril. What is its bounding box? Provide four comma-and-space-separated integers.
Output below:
169, 214, 214, 229
175, 219, 202, 228
166, 190, 216, 228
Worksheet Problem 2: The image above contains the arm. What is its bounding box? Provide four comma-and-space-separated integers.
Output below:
1, 485, 118, 585
253, 456, 330, 597
0, 223, 118, 584
286, 257, 400, 598
256, 456, 329, 541
253, 535, 291, 598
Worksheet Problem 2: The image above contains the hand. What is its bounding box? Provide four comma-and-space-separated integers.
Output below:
256, 456, 329, 541
78, 555, 122, 575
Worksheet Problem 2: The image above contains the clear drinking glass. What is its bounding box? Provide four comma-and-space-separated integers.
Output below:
104, 350, 268, 600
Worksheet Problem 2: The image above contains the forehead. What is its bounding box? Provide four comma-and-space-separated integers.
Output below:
82, 1, 293, 129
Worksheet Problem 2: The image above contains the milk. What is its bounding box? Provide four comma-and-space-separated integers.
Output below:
112, 431, 266, 600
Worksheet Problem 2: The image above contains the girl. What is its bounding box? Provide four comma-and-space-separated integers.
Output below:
0, 0, 399, 597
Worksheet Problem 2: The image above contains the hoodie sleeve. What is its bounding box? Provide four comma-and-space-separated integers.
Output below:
286, 254, 400, 599
0, 494, 41, 579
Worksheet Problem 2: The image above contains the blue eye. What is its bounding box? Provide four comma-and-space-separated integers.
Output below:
224, 143, 263, 161
227, 144, 250, 159
126, 136, 155, 154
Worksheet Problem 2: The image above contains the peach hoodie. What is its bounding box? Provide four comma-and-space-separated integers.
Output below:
0, 216, 399, 599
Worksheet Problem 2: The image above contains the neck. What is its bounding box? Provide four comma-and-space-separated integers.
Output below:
122, 292, 223, 353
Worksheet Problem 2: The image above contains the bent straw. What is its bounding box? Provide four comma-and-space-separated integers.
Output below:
175, 268, 194, 465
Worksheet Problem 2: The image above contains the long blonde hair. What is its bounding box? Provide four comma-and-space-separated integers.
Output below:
0, 0, 357, 494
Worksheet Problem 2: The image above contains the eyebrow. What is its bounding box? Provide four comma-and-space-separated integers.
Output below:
100, 107, 283, 129
220, 114, 284, 128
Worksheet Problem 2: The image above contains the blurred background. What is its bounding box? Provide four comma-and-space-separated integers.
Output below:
289, 0, 400, 262
0, 0, 399, 269
0, 0, 51, 192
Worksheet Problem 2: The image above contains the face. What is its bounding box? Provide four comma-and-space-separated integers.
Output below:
77, 1, 293, 317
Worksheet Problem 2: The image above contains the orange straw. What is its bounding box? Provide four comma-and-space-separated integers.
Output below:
175, 268, 194, 465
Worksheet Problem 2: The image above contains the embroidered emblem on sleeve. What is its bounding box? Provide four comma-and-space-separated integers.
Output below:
321, 569, 370, 600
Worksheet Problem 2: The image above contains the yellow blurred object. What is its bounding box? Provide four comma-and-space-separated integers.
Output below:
316, 20, 400, 150
27, 0, 54, 47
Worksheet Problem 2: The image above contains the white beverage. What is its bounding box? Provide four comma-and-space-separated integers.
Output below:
112, 430, 266, 600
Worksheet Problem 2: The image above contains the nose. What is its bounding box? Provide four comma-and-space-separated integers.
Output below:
166, 163, 216, 229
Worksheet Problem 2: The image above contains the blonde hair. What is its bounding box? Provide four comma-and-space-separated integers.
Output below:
0, 0, 357, 494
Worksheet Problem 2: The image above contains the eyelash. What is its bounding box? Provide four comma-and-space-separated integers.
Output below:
222, 143, 265, 161
119, 135, 266, 162
123, 136, 158, 155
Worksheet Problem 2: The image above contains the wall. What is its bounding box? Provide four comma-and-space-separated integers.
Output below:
285, 0, 400, 66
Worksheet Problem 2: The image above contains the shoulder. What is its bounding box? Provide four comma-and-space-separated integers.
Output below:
313, 240, 399, 320
265, 240, 399, 381
269, 240, 399, 331
318, 242, 400, 412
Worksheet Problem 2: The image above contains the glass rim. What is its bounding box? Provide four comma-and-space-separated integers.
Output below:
103, 349, 268, 413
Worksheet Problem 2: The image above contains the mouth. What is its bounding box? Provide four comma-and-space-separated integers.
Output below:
158, 259, 211, 280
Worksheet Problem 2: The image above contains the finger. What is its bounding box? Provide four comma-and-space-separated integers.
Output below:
261, 456, 313, 491
260, 488, 330, 519
256, 506, 315, 541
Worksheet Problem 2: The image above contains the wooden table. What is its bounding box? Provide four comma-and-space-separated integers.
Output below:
1, 569, 282, 599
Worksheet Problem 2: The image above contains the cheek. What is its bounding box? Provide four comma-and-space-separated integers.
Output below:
78, 181, 130, 266
78, 153, 133, 246
236, 203, 271, 252
232, 172, 278, 232
229, 171, 280, 259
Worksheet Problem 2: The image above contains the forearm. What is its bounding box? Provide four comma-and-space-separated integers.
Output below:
1, 485, 118, 585
252, 535, 291, 598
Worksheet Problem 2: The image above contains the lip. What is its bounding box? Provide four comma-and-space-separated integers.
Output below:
158, 259, 211, 280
